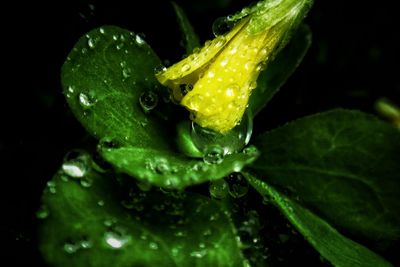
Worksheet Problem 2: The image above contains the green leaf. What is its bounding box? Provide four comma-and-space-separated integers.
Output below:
244, 172, 393, 267
39, 169, 245, 267
172, 2, 201, 54
100, 145, 259, 189
248, 24, 311, 116
62, 26, 170, 149
249, 109, 400, 241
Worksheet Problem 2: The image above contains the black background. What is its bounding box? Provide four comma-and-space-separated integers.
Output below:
2, 0, 399, 266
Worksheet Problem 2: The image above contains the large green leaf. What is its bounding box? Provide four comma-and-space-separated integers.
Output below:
100, 145, 259, 189
244, 173, 393, 267
172, 2, 200, 54
248, 24, 311, 116
248, 109, 400, 241
39, 168, 245, 267
62, 26, 170, 149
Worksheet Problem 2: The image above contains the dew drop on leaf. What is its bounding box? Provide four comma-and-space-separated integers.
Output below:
209, 179, 229, 199
78, 92, 96, 109
135, 34, 146, 45
149, 242, 158, 250
104, 227, 131, 249
242, 145, 259, 157
47, 181, 57, 194
139, 91, 158, 112
80, 177, 93, 188
63, 242, 78, 254
225, 172, 249, 198
190, 249, 207, 258
154, 157, 170, 174
62, 149, 91, 178
203, 145, 225, 164
36, 205, 49, 219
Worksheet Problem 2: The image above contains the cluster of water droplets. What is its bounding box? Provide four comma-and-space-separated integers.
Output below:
63, 238, 93, 254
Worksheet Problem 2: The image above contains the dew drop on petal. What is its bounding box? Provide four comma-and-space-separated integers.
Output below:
225, 172, 249, 198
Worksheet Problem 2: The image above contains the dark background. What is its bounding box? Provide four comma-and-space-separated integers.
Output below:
2, 0, 399, 266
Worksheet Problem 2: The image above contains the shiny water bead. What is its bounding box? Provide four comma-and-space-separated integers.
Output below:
62, 149, 91, 178
226, 172, 249, 198
203, 145, 225, 164
139, 91, 158, 112
191, 110, 252, 155
209, 179, 229, 199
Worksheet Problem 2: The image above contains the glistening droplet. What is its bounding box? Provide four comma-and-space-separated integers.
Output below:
203, 145, 225, 165
139, 91, 158, 112
62, 149, 91, 178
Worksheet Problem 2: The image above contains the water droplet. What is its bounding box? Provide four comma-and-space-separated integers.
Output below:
191, 110, 253, 155
47, 181, 57, 194
104, 227, 131, 249
171, 247, 180, 256
225, 172, 249, 198
78, 92, 95, 109
80, 177, 93, 188
64, 242, 78, 254
154, 64, 167, 74
181, 63, 191, 72
242, 145, 259, 157
174, 231, 187, 237
97, 200, 105, 206
203, 145, 225, 164
135, 34, 146, 45
99, 27, 105, 34
68, 86, 75, 94
179, 84, 193, 96
153, 158, 170, 174
190, 250, 207, 258
62, 150, 91, 178
87, 38, 96, 49
192, 162, 209, 172
203, 229, 212, 236
209, 179, 228, 199
79, 239, 93, 249
212, 17, 234, 37
139, 91, 158, 112
36, 205, 49, 219
149, 242, 158, 250
98, 137, 120, 151
122, 67, 132, 78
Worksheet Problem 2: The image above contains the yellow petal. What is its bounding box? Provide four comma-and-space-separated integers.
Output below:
155, 19, 248, 102
181, 24, 283, 133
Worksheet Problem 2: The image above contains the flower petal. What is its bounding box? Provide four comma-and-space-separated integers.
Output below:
181, 24, 283, 133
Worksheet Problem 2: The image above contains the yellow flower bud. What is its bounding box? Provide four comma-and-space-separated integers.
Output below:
156, 0, 312, 133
